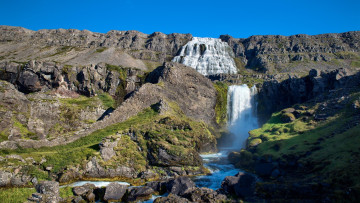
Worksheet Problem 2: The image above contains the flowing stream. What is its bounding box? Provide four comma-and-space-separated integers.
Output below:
193, 84, 259, 189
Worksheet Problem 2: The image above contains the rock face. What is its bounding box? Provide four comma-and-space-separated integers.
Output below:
0, 26, 192, 67
220, 32, 360, 73
257, 68, 356, 121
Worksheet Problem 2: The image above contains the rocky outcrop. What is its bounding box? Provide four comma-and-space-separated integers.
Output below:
221, 32, 360, 72
28, 181, 61, 203
257, 68, 357, 121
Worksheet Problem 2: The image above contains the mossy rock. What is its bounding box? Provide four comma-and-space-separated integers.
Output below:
228, 150, 254, 169
248, 138, 262, 147
281, 112, 295, 123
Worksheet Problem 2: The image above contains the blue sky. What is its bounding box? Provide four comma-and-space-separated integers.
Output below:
0, 0, 359, 38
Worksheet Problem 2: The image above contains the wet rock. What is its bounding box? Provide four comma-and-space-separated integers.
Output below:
103, 182, 128, 201
145, 181, 167, 194
126, 186, 154, 202
166, 176, 196, 196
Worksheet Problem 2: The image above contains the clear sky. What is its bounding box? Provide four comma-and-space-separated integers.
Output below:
0, 0, 359, 38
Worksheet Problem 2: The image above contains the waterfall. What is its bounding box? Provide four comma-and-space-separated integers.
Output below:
227, 84, 259, 149
172, 37, 238, 76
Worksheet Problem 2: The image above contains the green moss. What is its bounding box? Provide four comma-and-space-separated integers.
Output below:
50, 46, 73, 57
98, 93, 115, 109
0, 187, 36, 203
60, 186, 74, 199
12, 118, 36, 139
248, 138, 262, 147
95, 47, 107, 53
213, 82, 228, 126
105, 135, 147, 171
106, 64, 127, 81
249, 90, 360, 190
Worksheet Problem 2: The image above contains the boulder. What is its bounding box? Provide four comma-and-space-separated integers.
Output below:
73, 183, 95, 196
126, 186, 154, 202
35, 181, 59, 196
104, 182, 128, 201
166, 176, 196, 196
0, 171, 12, 186
145, 181, 167, 194
221, 172, 256, 199
154, 193, 190, 203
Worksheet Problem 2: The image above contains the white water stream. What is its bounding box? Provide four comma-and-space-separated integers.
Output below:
194, 84, 259, 189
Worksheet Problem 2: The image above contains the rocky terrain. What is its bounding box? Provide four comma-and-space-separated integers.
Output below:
0, 26, 360, 202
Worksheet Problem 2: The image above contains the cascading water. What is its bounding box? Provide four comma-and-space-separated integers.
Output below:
227, 84, 259, 149
172, 37, 238, 76
194, 84, 259, 189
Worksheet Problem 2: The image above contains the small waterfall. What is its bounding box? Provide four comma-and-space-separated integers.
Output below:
172, 37, 238, 76
227, 84, 258, 149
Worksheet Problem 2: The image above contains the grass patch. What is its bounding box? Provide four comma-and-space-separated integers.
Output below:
0, 108, 158, 173
213, 82, 228, 126
248, 90, 360, 189
0, 187, 36, 203
106, 64, 127, 81
98, 93, 115, 109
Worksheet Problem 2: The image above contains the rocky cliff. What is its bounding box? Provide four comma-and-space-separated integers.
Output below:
221, 32, 360, 73
1, 26, 360, 74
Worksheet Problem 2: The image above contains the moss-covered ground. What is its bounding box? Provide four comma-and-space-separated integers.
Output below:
246, 88, 360, 195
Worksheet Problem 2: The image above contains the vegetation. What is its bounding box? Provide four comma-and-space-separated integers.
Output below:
247, 89, 360, 191
213, 82, 228, 126
98, 93, 115, 109
95, 47, 107, 53
0, 187, 35, 203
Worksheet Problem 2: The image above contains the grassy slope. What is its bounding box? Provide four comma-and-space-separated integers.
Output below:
247, 89, 360, 191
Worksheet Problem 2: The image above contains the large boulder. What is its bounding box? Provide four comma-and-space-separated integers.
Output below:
221, 172, 257, 200
126, 186, 155, 202
166, 176, 196, 196
0, 171, 12, 186
103, 182, 128, 201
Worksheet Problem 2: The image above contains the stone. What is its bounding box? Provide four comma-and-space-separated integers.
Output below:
0, 171, 12, 186
126, 186, 155, 202
73, 183, 95, 196
166, 176, 196, 196
154, 193, 190, 203
103, 182, 128, 201
36, 181, 59, 195
221, 172, 256, 199
145, 181, 167, 194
